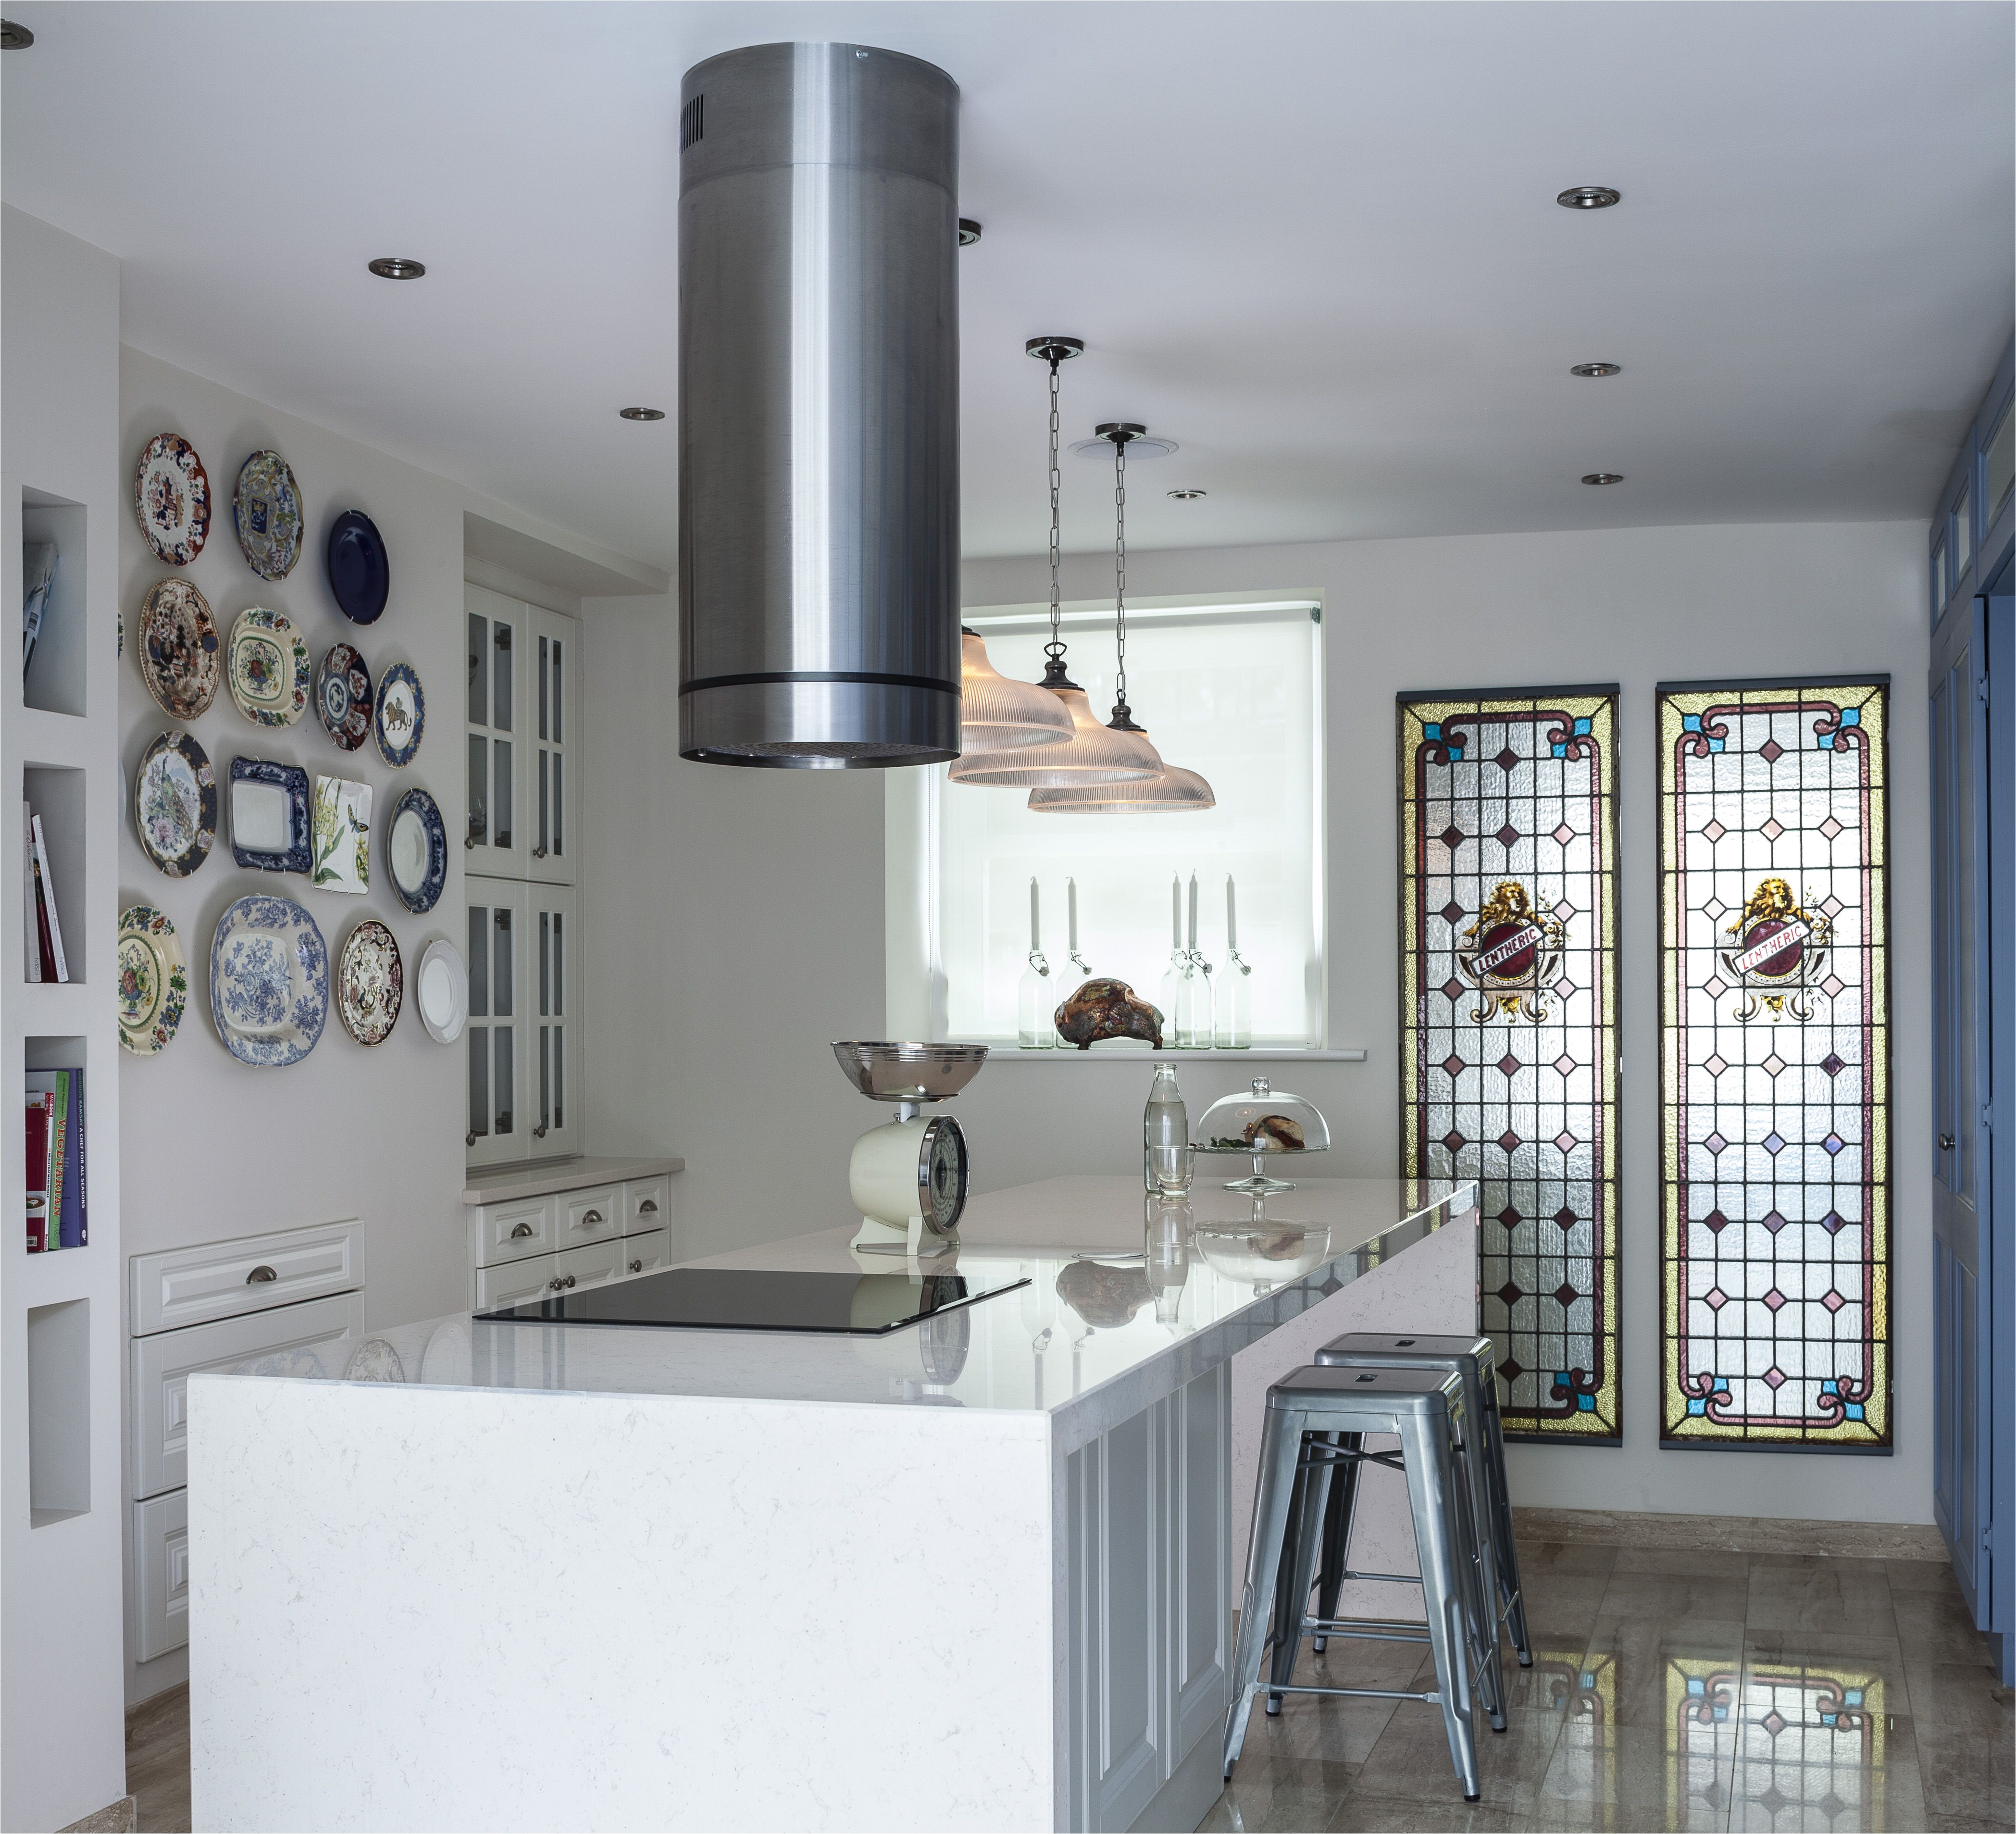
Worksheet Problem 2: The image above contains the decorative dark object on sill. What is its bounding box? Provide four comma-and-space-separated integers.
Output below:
1054, 977, 1163, 1050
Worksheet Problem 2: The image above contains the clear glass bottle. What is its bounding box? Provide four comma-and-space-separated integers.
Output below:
1215, 873, 1252, 1048
1145, 1195, 1192, 1328
1144, 1060, 1188, 1192
1017, 877, 1055, 1049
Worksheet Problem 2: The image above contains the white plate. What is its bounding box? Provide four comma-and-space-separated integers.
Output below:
416, 938, 468, 1044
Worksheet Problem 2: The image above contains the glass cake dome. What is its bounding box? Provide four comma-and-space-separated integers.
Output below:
1193, 1076, 1331, 1192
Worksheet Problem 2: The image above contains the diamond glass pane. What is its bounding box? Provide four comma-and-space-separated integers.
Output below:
1658, 681, 1891, 1449
1399, 689, 1620, 1441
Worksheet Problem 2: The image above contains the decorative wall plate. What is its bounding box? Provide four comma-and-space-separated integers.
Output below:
336, 919, 403, 1046
137, 578, 221, 719
228, 756, 312, 873
117, 905, 188, 1056
233, 449, 303, 580
133, 434, 211, 566
311, 774, 372, 895
316, 642, 373, 750
210, 894, 328, 1067
227, 606, 310, 727
386, 786, 447, 913
373, 661, 424, 766
416, 939, 469, 1044
134, 730, 217, 878
326, 509, 389, 624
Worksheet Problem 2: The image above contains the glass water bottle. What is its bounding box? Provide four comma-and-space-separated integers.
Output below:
1144, 1061, 1190, 1193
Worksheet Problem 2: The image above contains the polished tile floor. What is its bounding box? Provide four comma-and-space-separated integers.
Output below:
1202, 1537, 2013, 1834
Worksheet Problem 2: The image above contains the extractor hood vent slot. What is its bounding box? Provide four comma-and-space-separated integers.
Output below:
680, 94, 704, 151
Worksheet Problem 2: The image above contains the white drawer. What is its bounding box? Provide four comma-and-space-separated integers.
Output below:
130, 1219, 363, 1336
133, 1489, 189, 1661
557, 1236, 622, 1288
475, 1255, 559, 1313
622, 1176, 670, 1235
616, 1230, 669, 1278
132, 1292, 364, 1500
560, 1186, 620, 1247
471, 1193, 557, 1267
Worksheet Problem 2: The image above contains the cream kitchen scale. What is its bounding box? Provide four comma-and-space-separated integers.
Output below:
831, 1042, 986, 1257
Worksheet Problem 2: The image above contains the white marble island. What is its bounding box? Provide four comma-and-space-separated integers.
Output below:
188, 1175, 1477, 1834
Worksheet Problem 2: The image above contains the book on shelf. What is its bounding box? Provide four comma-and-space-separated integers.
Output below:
23, 1069, 84, 1251
22, 540, 57, 675
29, 812, 68, 983
22, 800, 37, 982
24, 1090, 51, 1253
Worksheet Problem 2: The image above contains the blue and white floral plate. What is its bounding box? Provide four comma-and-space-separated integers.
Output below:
210, 894, 328, 1067
385, 786, 446, 913
373, 661, 424, 766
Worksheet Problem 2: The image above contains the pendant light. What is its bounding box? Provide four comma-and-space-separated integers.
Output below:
955, 625, 1072, 752
949, 341, 1162, 789
1030, 424, 1215, 812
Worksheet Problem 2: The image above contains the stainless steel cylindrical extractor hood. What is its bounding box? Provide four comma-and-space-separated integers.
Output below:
678, 42, 961, 768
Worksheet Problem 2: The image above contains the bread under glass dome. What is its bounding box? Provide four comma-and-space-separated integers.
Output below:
1193, 1076, 1331, 1191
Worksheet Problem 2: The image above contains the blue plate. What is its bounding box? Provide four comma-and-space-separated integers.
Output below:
385, 786, 447, 914
227, 757, 312, 873
326, 509, 389, 624
210, 894, 328, 1067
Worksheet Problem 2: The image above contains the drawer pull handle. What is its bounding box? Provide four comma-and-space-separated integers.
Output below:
582, 1209, 603, 1226
246, 1265, 278, 1285
562, 1273, 577, 1289
510, 1221, 535, 1239
548, 1276, 566, 1292
629, 1259, 643, 1273
638, 1199, 659, 1214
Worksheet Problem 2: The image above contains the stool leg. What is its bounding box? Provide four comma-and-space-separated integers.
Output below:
1450, 1410, 1507, 1732
1264, 1438, 1314, 1713
1224, 1406, 1304, 1776
1268, 1435, 1333, 1706
1480, 1377, 1532, 1666
1401, 1411, 1481, 1801
1310, 1431, 1362, 1651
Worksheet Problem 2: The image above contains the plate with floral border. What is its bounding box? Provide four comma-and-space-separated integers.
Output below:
316, 642, 373, 750
137, 577, 221, 720
133, 434, 211, 566
373, 661, 424, 766
233, 449, 303, 581
227, 606, 311, 727
385, 786, 446, 913
337, 918, 403, 1046
210, 894, 328, 1067
117, 905, 188, 1056
134, 730, 217, 878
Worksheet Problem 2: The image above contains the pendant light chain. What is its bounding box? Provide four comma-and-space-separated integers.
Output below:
1112, 432, 1131, 718
1045, 354, 1065, 667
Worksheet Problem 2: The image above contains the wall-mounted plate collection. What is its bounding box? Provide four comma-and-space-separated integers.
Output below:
135, 730, 217, 878
385, 786, 446, 913
226, 606, 311, 727
326, 509, 389, 624
228, 756, 312, 873
133, 433, 212, 566
210, 893, 328, 1067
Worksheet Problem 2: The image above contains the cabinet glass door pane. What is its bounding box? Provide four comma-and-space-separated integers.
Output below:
1988, 399, 2014, 523
493, 624, 512, 731
467, 613, 487, 725
1955, 484, 1973, 581
467, 735, 487, 847
493, 740, 513, 849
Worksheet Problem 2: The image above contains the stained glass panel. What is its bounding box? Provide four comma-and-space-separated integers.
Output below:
1658, 680, 1892, 1450
1399, 688, 1620, 1442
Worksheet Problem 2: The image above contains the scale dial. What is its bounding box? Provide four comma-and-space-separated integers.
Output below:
918, 1113, 970, 1235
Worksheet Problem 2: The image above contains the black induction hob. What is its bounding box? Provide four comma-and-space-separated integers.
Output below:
473, 1266, 1030, 1335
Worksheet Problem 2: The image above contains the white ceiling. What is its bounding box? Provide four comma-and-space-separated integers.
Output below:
4, 2, 2010, 575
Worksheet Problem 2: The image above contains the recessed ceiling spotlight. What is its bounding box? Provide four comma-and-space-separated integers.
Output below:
0, 19, 34, 48
1167, 488, 1207, 500
1581, 472, 1625, 486
619, 407, 666, 421
1570, 362, 1621, 378
958, 218, 983, 246
368, 257, 426, 280
1557, 186, 1621, 210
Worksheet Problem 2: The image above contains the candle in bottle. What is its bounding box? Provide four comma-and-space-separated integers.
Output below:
1029, 877, 1041, 953
1187, 872, 1199, 952
1226, 874, 1238, 950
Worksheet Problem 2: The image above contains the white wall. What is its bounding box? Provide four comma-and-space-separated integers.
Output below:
944, 521, 1935, 1527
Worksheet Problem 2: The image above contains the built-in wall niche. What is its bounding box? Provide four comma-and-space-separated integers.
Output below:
21, 489, 87, 719
22, 764, 86, 982
25, 1034, 89, 1259
28, 1297, 90, 1524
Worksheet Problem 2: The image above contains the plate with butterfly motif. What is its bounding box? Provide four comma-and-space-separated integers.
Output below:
117, 905, 188, 1056
134, 730, 217, 878
316, 642, 373, 749
233, 449, 303, 581
373, 661, 424, 766
336, 918, 403, 1046
137, 578, 221, 719
227, 606, 311, 727
210, 893, 328, 1067
133, 434, 212, 566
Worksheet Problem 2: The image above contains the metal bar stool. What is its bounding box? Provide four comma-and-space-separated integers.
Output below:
1224, 1365, 1502, 1801
1302, 1333, 1533, 1673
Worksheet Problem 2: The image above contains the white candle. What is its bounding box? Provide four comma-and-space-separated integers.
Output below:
1187, 873, 1199, 952
1226, 874, 1238, 950
1170, 875, 1182, 950
1067, 877, 1079, 954
1029, 877, 1040, 953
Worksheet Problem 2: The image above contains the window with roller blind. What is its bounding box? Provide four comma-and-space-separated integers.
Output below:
929, 599, 1326, 1047
465, 582, 579, 1167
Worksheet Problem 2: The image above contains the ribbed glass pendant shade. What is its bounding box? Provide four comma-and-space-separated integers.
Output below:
1028, 755, 1216, 812
954, 630, 1073, 755
948, 670, 1163, 788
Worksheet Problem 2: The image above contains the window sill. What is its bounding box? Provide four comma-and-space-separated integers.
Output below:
951, 1046, 1369, 1062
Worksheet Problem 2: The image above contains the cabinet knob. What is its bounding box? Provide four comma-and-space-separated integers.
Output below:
638, 1199, 658, 1215
582, 1209, 603, 1226
1940, 1134, 1956, 1150
562, 1273, 578, 1289
510, 1221, 535, 1239
534, 1123, 548, 1139
246, 1265, 278, 1285
548, 1277, 566, 1292
629, 1259, 643, 1273
533, 845, 548, 860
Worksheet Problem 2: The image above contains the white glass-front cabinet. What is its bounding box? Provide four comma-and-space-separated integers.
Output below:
466, 581, 580, 1170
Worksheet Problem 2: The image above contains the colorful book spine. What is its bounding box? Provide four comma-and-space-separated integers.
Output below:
57, 1070, 83, 1249
24, 1091, 51, 1253
22, 801, 39, 982
24, 1071, 66, 1253
30, 814, 67, 983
